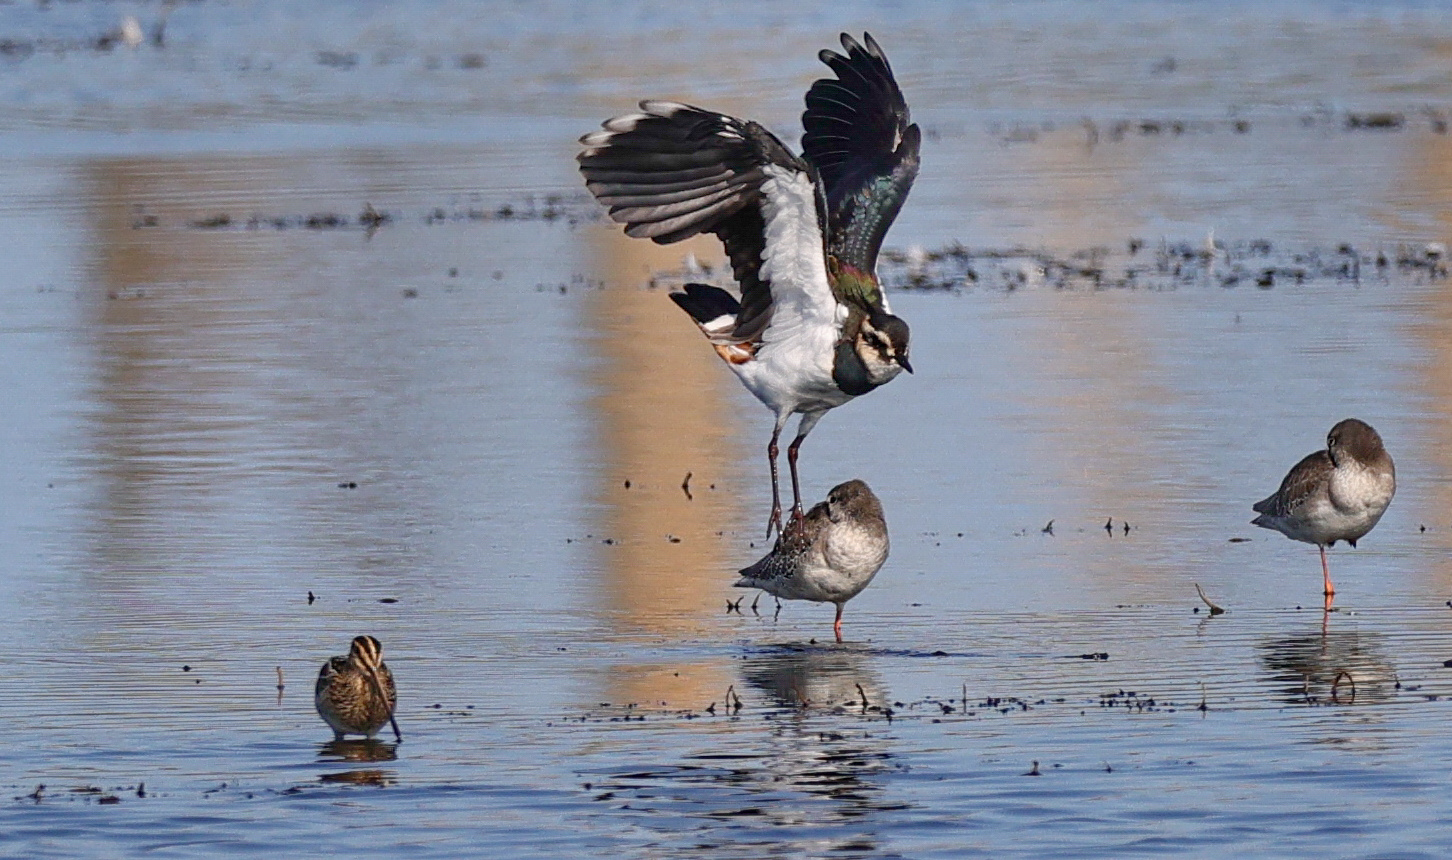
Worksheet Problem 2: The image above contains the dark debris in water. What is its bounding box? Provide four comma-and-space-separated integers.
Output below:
560, 683, 1214, 732
876, 239, 1449, 294
170, 193, 599, 233
0, 23, 163, 59
12, 782, 149, 805
1345, 112, 1404, 131
985, 106, 1449, 148
188, 210, 363, 231
313, 49, 488, 72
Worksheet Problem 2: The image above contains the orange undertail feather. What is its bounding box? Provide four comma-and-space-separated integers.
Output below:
713, 342, 756, 364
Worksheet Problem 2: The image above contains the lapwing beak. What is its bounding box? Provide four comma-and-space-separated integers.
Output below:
899, 356, 914, 374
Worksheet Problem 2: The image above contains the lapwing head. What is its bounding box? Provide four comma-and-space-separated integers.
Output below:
856, 308, 913, 381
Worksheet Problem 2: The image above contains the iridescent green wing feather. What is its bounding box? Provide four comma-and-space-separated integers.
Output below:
801, 32, 920, 310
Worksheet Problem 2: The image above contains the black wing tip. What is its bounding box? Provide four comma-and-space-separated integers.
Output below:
817, 32, 880, 70
823, 31, 889, 66
670, 283, 742, 322
901, 121, 922, 155
839, 31, 883, 57
807, 31, 908, 124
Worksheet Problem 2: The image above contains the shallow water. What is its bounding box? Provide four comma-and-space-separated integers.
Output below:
6, 1, 1452, 857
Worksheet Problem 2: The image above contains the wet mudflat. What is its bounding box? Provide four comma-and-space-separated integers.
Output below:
6, 1, 1452, 857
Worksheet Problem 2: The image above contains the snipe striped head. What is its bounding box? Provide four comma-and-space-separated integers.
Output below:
348, 635, 384, 673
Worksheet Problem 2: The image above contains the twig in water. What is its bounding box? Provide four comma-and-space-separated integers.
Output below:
855, 682, 870, 713
725, 684, 743, 713
681, 471, 693, 501
275, 666, 285, 706
1197, 681, 1209, 712
773, 597, 782, 622
750, 592, 761, 615
1330, 670, 1356, 704
1194, 583, 1225, 616
1023, 760, 1041, 776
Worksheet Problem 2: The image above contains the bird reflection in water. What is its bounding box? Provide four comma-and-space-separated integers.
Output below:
318, 769, 396, 788
742, 642, 887, 712
1259, 624, 1396, 705
734, 644, 903, 816
587, 644, 904, 850
317, 739, 398, 788
318, 738, 399, 763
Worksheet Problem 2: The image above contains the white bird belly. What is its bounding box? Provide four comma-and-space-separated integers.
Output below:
733, 324, 850, 416
1279, 466, 1393, 545
779, 524, 888, 603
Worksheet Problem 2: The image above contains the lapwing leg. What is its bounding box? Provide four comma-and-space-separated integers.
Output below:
766, 426, 783, 538
786, 432, 807, 524
785, 412, 825, 526
833, 603, 844, 642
